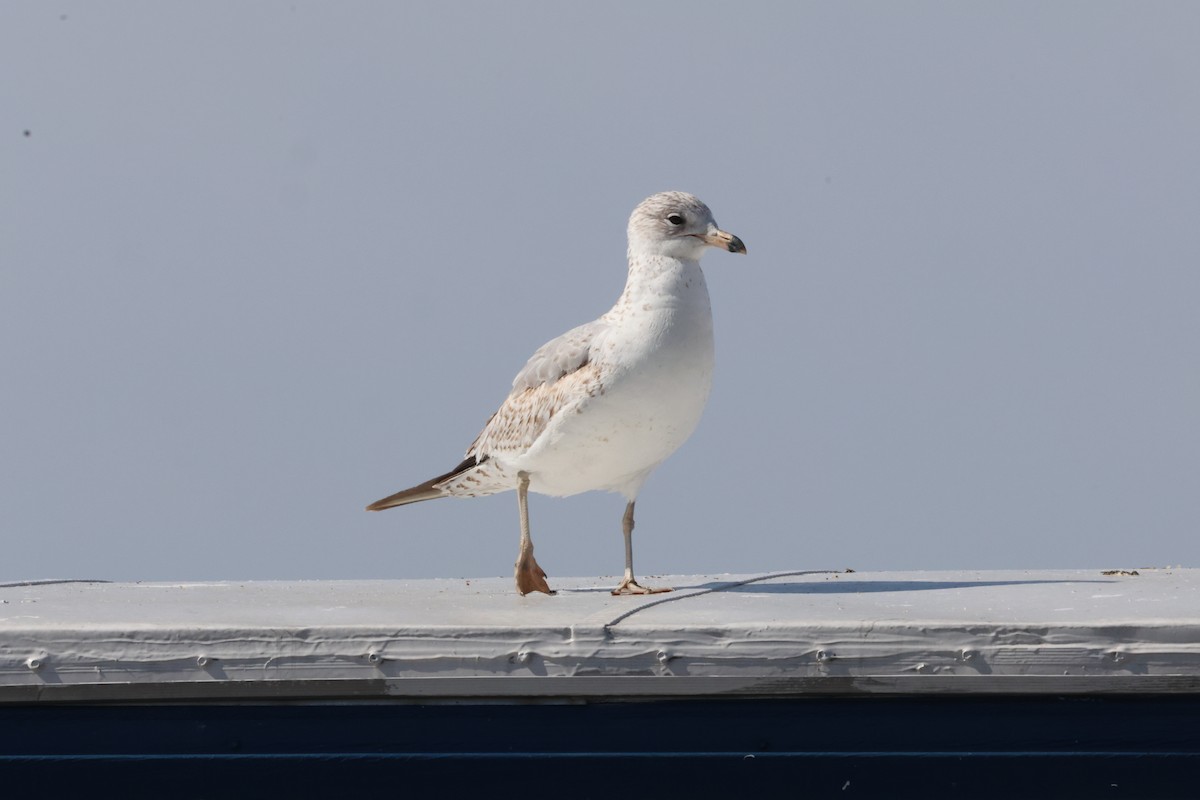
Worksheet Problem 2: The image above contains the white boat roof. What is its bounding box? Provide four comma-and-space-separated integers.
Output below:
1, 569, 1197, 702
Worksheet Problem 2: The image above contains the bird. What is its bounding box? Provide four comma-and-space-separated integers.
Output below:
366, 191, 746, 596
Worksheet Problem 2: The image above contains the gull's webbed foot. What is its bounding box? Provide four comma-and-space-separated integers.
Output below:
611, 576, 672, 596
515, 554, 556, 596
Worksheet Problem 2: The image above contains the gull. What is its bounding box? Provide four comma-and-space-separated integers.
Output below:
367, 191, 746, 595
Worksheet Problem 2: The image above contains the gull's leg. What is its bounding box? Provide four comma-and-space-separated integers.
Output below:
611, 500, 671, 596
514, 471, 554, 595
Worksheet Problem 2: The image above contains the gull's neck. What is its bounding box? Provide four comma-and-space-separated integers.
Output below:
611, 249, 708, 310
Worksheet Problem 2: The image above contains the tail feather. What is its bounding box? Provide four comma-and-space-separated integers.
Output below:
365, 456, 482, 511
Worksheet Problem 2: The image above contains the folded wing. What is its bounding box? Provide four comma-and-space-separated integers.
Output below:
466, 320, 608, 461
366, 320, 609, 510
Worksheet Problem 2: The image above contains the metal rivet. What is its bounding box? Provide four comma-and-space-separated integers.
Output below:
656, 650, 670, 664
196, 656, 210, 668
26, 657, 42, 671
517, 651, 531, 663
366, 651, 383, 664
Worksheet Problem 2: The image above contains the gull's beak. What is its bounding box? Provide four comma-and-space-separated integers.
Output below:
701, 227, 747, 254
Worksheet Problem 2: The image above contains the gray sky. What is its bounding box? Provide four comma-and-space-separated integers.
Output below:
3, 2, 1197, 582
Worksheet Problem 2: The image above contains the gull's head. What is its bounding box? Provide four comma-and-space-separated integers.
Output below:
627, 191, 747, 261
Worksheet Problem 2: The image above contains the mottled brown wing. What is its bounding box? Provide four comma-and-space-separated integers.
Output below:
466, 361, 603, 460
464, 319, 609, 460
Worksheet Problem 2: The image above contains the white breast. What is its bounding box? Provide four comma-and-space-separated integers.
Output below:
512, 256, 715, 499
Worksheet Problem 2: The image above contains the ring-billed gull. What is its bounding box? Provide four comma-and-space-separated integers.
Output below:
367, 191, 746, 596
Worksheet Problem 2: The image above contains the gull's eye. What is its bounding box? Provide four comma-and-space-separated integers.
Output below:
666, 213, 685, 227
